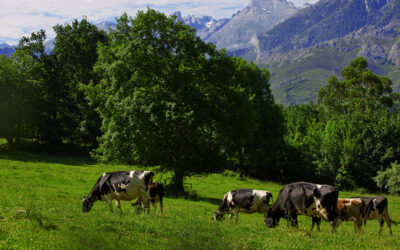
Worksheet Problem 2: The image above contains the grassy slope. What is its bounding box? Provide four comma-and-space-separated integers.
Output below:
261, 49, 400, 105
0, 153, 399, 249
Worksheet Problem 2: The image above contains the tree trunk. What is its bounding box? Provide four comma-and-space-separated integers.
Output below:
5, 136, 14, 147
238, 147, 245, 178
172, 170, 185, 194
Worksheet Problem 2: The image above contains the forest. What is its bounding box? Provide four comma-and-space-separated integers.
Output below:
1, 9, 400, 194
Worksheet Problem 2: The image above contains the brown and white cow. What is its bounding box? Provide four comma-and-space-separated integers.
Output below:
336, 198, 366, 231
351, 196, 398, 234
213, 189, 273, 222
82, 171, 154, 213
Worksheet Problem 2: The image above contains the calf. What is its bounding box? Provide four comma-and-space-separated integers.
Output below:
213, 189, 273, 222
264, 182, 339, 232
82, 171, 154, 213
132, 181, 164, 214
336, 198, 366, 231
352, 196, 398, 234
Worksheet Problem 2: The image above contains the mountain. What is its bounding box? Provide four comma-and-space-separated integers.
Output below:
205, 0, 299, 60
173, 11, 229, 41
0, 43, 15, 57
256, 0, 400, 105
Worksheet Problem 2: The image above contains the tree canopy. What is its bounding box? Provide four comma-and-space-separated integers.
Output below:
88, 9, 282, 191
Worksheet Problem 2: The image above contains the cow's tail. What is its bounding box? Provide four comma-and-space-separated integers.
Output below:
390, 219, 399, 225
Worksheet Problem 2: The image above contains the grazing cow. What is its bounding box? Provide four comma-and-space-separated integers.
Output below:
351, 196, 398, 234
82, 171, 154, 213
264, 182, 339, 232
132, 181, 164, 214
336, 198, 366, 231
213, 189, 273, 222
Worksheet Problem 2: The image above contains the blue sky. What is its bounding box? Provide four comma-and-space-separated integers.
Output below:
0, 0, 318, 45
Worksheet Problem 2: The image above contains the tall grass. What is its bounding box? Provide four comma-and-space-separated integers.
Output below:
0, 154, 399, 249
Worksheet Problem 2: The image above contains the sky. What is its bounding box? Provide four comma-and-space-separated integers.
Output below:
0, 0, 319, 45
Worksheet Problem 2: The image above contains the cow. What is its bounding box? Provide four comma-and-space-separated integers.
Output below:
351, 196, 398, 234
336, 198, 366, 231
131, 181, 164, 214
264, 182, 339, 232
212, 189, 273, 222
82, 171, 154, 213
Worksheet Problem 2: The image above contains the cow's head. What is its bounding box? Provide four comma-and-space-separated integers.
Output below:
212, 211, 225, 221
264, 209, 279, 228
82, 196, 94, 213
313, 187, 339, 231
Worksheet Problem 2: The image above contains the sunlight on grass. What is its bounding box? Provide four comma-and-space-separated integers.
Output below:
0, 155, 399, 249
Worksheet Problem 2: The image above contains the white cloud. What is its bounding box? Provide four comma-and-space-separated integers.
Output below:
0, 0, 319, 45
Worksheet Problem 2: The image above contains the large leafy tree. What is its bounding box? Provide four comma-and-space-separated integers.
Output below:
314, 57, 399, 190
47, 18, 108, 146
89, 9, 281, 191
0, 31, 46, 147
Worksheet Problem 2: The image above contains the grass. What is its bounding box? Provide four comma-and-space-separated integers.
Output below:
0, 152, 399, 249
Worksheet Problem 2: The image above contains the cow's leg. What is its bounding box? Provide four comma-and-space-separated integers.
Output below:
383, 209, 393, 235
159, 196, 163, 215
290, 216, 298, 228
232, 207, 239, 223
377, 214, 384, 234
104, 195, 113, 212
115, 200, 122, 214
311, 217, 321, 231
140, 195, 151, 214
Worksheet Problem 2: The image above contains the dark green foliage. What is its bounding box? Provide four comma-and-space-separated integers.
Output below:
284, 57, 400, 191
0, 55, 39, 146
88, 10, 282, 191
43, 18, 108, 146
4, 19, 107, 147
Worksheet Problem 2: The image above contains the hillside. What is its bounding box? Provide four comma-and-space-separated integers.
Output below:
256, 0, 400, 104
0, 152, 399, 248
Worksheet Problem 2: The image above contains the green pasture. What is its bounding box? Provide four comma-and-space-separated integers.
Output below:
0, 153, 399, 249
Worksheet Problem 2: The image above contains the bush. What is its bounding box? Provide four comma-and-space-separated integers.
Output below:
374, 162, 400, 195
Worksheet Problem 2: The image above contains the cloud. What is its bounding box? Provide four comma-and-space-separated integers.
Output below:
0, 0, 319, 44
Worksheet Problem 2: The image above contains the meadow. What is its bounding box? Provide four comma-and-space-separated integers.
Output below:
0, 151, 399, 249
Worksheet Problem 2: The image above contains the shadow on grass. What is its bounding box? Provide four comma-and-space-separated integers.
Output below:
0, 141, 96, 166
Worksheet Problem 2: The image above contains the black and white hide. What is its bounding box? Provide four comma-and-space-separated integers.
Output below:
132, 181, 164, 214
82, 171, 154, 213
213, 189, 273, 222
264, 182, 339, 232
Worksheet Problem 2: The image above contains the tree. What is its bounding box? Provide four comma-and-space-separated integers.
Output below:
0, 31, 46, 147
48, 18, 108, 146
89, 9, 282, 191
318, 57, 394, 116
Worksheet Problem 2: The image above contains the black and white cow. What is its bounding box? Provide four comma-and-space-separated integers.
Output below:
82, 171, 154, 213
264, 182, 339, 231
351, 196, 398, 234
213, 189, 273, 222
132, 181, 164, 214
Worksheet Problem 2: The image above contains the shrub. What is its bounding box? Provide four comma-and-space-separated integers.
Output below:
374, 162, 400, 195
